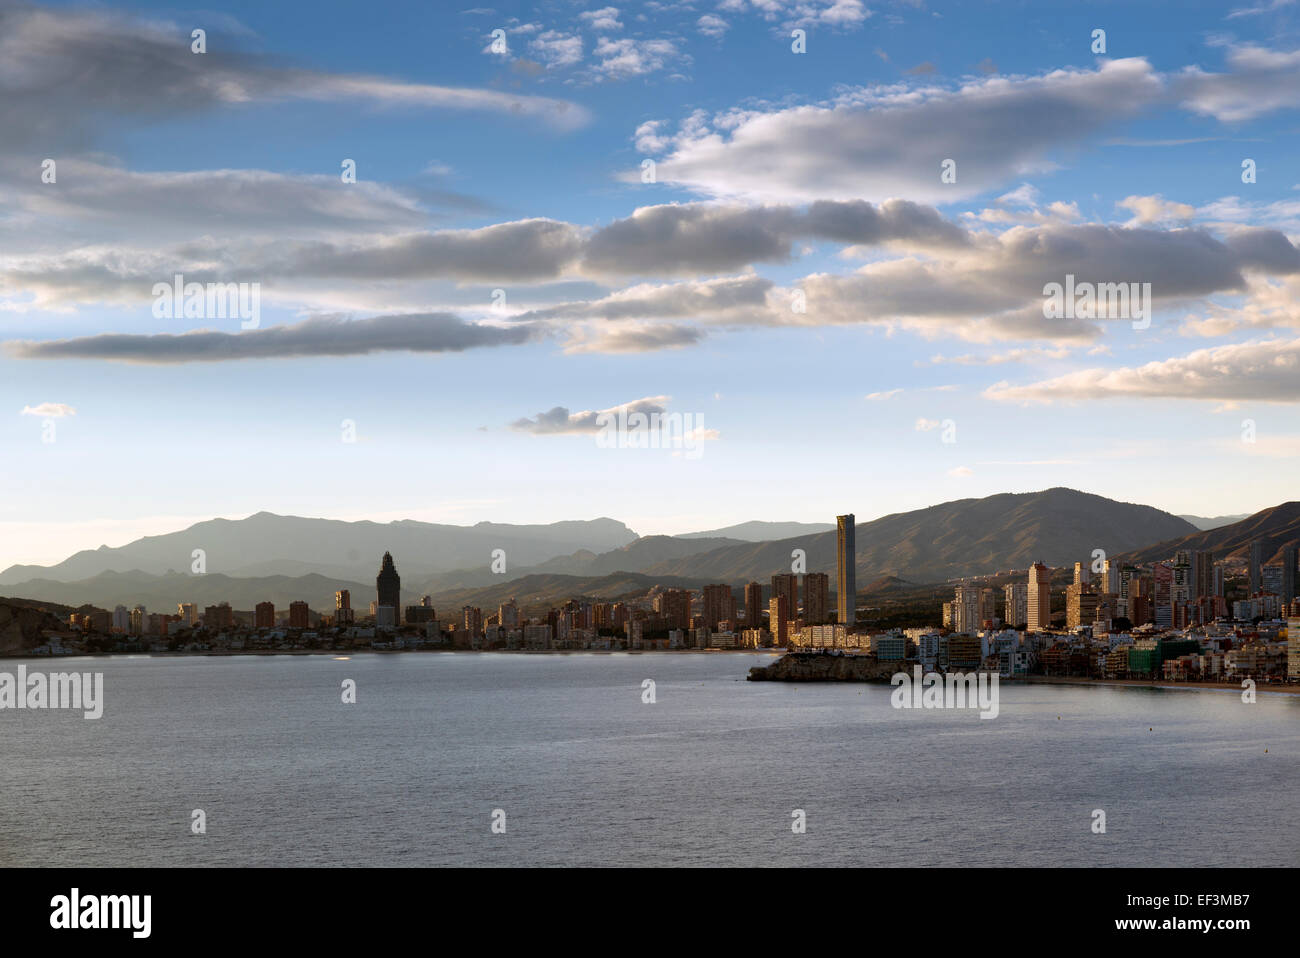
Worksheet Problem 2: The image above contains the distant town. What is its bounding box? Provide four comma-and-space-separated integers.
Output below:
13, 514, 1300, 687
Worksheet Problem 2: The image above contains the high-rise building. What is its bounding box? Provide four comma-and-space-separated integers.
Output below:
1282, 547, 1298, 605
803, 572, 829, 624
952, 585, 981, 634
203, 603, 233, 630
461, 606, 483, 641
1073, 562, 1091, 587
1004, 582, 1028, 628
979, 588, 997, 628
1027, 562, 1051, 631
1066, 584, 1099, 630
1102, 559, 1122, 596
178, 603, 198, 626
498, 598, 520, 630
1249, 540, 1263, 595
288, 601, 310, 629
656, 589, 691, 630
376, 552, 401, 621
1172, 551, 1193, 608
836, 514, 856, 626
1193, 551, 1214, 600
334, 590, 354, 625
769, 594, 791, 647
1153, 562, 1173, 628
771, 574, 798, 623
701, 585, 737, 630
255, 602, 275, 629
744, 582, 764, 630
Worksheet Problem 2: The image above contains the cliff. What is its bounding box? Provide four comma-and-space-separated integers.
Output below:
0, 599, 66, 654
747, 651, 904, 682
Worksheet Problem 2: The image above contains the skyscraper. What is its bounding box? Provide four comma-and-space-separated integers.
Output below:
769, 594, 791, 647
952, 584, 981, 634
376, 552, 401, 619
803, 572, 829, 624
836, 514, 855, 627
701, 584, 737, 630
1004, 581, 1028, 628
744, 581, 764, 630
335, 589, 354, 626
1249, 539, 1263, 595
771, 573, 798, 623
255, 601, 275, 629
1282, 547, 1297, 605
1027, 562, 1051, 631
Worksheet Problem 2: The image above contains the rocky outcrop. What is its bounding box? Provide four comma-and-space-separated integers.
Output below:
747, 650, 905, 682
0, 600, 65, 654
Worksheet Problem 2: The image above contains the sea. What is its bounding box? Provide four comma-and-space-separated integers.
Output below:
2, 652, 1296, 867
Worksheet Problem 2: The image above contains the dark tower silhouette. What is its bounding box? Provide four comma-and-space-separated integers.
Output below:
376, 552, 401, 615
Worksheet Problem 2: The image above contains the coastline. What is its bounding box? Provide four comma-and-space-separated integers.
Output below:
1025, 675, 1300, 696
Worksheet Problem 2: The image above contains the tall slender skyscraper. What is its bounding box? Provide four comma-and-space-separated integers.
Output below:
1027, 562, 1051, 631
1282, 547, 1298, 606
1249, 539, 1263, 595
836, 514, 855, 627
744, 581, 764, 630
376, 552, 401, 618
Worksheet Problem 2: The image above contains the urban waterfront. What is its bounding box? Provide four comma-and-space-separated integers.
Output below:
3, 652, 1295, 868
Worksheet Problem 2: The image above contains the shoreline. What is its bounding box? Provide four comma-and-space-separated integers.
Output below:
1025, 675, 1300, 696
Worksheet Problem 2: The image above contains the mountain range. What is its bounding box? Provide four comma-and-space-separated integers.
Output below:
4, 489, 1295, 614
1118, 502, 1300, 568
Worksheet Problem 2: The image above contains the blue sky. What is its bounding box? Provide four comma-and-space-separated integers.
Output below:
3, 0, 1300, 568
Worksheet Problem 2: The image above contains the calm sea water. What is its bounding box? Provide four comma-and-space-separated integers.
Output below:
2, 652, 1296, 867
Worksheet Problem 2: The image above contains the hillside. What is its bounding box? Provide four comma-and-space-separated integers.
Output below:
0, 514, 639, 585
0, 599, 70, 654
676, 521, 834, 541
1118, 502, 1300, 567
640, 488, 1197, 584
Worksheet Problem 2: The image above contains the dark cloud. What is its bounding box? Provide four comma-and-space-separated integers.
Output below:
4, 313, 544, 363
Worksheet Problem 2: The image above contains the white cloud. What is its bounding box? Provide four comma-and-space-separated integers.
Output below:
20, 402, 76, 418
983, 337, 1300, 403
590, 37, 685, 78
1116, 194, 1196, 226
510, 395, 670, 434
697, 14, 729, 37
529, 30, 584, 67
643, 59, 1164, 203
578, 6, 624, 31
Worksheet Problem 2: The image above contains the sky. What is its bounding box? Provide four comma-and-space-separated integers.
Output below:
2, 0, 1300, 570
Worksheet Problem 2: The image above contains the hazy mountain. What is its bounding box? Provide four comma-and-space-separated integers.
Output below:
1, 570, 373, 615
0, 513, 639, 585
525, 535, 744, 576
640, 488, 1198, 585
1177, 514, 1252, 531
425, 572, 718, 615
1119, 503, 1300, 567
676, 521, 834, 541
